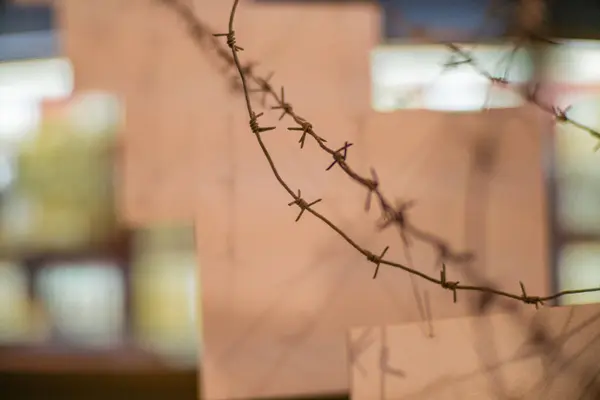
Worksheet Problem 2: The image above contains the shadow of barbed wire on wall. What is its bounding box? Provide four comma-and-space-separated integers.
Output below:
524, 307, 600, 399
167, 0, 600, 308
154, 0, 262, 97
423, 38, 600, 398
244, 222, 391, 395
209, 214, 409, 390
463, 117, 508, 398
376, 307, 600, 399
158, 0, 600, 397
248, 246, 357, 395
452, 37, 600, 400
380, 35, 599, 400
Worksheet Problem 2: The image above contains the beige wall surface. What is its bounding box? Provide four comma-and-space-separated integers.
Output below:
349, 303, 600, 400
57, 1, 551, 399
59, 0, 220, 224
58, 0, 376, 226
195, 107, 550, 399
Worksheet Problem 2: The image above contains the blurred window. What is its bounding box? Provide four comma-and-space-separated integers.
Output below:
0, 261, 29, 341
547, 40, 600, 304
132, 225, 198, 366
371, 43, 532, 111
35, 261, 125, 347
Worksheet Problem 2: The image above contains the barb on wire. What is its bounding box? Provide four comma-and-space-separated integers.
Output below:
250, 72, 275, 106
326, 142, 353, 171
364, 168, 379, 212
553, 105, 572, 123
272, 87, 293, 120
214, 31, 244, 52
440, 264, 459, 303
369, 246, 390, 279
288, 190, 322, 222
520, 281, 544, 309
249, 112, 276, 134
209, 0, 600, 308
378, 199, 416, 247
289, 119, 326, 148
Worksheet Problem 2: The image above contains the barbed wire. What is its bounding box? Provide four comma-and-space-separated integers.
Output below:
442, 42, 600, 147
166, 0, 600, 307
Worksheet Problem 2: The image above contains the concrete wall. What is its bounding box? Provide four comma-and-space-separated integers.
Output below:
57, 0, 551, 399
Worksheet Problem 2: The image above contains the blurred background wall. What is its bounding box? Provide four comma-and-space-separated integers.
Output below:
0, 0, 600, 399
0, 3, 198, 399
